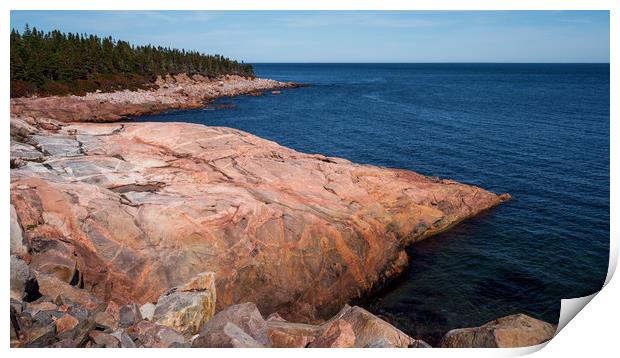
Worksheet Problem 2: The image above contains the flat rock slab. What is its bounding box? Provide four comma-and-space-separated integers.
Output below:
31, 135, 83, 157
10, 118, 508, 322
11, 141, 44, 161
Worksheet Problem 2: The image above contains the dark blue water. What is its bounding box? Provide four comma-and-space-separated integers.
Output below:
135, 63, 609, 341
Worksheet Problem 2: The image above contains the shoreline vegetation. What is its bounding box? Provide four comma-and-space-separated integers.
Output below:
10, 28, 556, 348
11, 26, 254, 97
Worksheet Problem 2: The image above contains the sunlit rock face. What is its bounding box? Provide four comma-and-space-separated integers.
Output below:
10, 115, 508, 322
10, 74, 300, 123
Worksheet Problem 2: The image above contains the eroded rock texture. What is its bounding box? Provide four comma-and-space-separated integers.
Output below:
10, 115, 509, 322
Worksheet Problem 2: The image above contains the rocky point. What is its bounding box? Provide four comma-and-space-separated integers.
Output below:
10, 74, 302, 123
7, 75, 556, 349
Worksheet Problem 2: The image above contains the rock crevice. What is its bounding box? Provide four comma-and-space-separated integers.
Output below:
10, 78, 518, 348
11, 111, 510, 322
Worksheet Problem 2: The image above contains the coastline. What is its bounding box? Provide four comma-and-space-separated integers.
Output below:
10, 74, 305, 123
10, 77, 559, 348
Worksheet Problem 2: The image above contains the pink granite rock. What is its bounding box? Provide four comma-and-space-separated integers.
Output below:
10, 115, 509, 322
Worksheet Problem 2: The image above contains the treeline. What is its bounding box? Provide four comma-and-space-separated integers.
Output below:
10, 25, 254, 97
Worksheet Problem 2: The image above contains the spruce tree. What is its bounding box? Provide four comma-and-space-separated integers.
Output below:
10, 26, 255, 97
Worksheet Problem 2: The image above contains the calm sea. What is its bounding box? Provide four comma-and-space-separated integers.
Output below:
134, 63, 609, 341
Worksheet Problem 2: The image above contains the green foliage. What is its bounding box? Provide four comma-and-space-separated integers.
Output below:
10, 26, 255, 97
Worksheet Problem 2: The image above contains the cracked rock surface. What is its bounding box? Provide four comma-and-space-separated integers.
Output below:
10, 112, 509, 323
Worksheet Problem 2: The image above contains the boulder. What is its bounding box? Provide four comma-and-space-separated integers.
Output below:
32, 309, 64, 326
35, 273, 100, 310
309, 319, 355, 348
127, 320, 186, 348
119, 303, 142, 328
24, 323, 57, 347
439, 313, 557, 348
54, 313, 79, 335
104, 301, 121, 321
94, 311, 118, 331
111, 329, 137, 348
10, 256, 35, 300
410, 339, 432, 348
152, 272, 216, 337
266, 320, 321, 348
191, 302, 270, 347
25, 301, 58, 316
66, 303, 89, 322
192, 322, 264, 348
362, 337, 430, 348
10, 205, 27, 256
140, 303, 156, 321
333, 305, 413, 348
89, 331, 121, 348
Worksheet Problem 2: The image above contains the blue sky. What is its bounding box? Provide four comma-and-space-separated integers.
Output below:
10, 11, 610, 63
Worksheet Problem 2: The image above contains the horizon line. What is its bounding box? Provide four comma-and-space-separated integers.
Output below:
249, 62, 610, 64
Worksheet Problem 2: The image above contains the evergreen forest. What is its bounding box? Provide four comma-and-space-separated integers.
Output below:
10, 26, 255, 97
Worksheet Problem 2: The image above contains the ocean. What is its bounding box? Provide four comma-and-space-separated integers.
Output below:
134, 63, 610, 341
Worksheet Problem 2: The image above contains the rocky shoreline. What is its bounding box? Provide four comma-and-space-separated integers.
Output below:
10, 270, 556, 348
10, 74, 304, 123
10, 76, 556, 348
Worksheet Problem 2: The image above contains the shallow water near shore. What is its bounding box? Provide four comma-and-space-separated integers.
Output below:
133, 63, 609, 340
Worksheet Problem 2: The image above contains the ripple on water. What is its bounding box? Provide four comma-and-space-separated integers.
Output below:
133, 63, 609, 339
